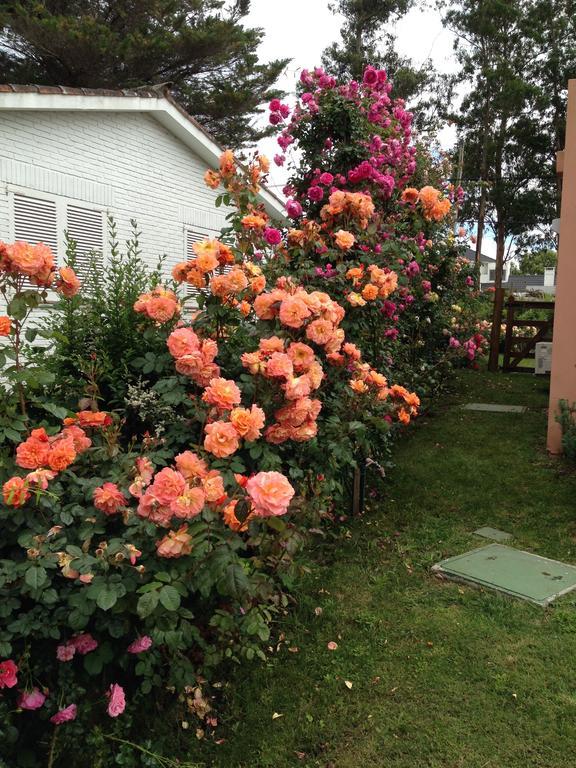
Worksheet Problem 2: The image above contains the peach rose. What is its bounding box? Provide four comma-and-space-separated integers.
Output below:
76, 411, 111, 428
279, 296, 311, 329
202, 470, 226, 502
175, 451, 208, 480
170, 487, 206, 519
230, 405, 265, 441
204, 421, 240, 458
56, 266, 80, 298
246, 471, 295, 517
283, 375, 312, 400
287, 342, 315, 372
25, 468, 57, 490
259, 336, 285, 355
305, 319, 335, 346
253, 291, 282, 320
221, 499, 249, 532
347, 292, 366, 307
202, 378, 241, 410
0, 316, 11, 336
146, 296, 180, 323
61, 425, 92, 453
156, 525, 193, 558
93, 483, 128, 515
350, 379, 369, 393
334, 230, 355, 250
193, 241, 219, 273
149, 468, 187, 505
265, 352, 294, 379
167, 328, 200, 359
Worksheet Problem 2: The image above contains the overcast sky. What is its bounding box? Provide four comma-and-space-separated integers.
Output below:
242, 1, 497, 253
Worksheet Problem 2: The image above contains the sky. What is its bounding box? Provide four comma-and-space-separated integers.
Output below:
243, 1, 497, 255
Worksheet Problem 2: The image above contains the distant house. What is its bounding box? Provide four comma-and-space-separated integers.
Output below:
0, 84, 285, 288
505, 268, 557, 296
462, 248, 511, 286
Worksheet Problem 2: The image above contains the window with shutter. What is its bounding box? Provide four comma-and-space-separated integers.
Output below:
66, 205, 104, 280
185, 228, 209, 300
12, 193, 59, 288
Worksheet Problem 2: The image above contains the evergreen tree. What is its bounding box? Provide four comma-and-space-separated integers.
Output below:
512, 248, 557, 274
321, 0, 449, 132
0, 0, 288, 148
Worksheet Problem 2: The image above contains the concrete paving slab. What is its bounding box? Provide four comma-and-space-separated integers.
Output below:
461, 403, 527, 413
474, 527, 513, 542
432, 544, 576, 606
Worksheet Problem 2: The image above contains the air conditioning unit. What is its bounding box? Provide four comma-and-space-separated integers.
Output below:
535, 342, 553, 375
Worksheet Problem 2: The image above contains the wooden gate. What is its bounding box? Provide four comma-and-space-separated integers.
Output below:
502, 298, 555, 371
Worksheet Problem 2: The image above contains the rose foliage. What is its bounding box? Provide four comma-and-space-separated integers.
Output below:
0, 65, 486, 765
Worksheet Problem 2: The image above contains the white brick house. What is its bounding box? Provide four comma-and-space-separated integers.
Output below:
0, 84, 285, 285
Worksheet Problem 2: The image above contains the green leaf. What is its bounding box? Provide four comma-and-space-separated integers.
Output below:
25, 566, 47, 590
39, 402, 70, 420
159, 585, 181, 612
96, 586, 118, 611
137, 590, 159, 618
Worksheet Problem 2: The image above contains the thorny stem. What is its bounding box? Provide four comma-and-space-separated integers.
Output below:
46, 726, 59, 768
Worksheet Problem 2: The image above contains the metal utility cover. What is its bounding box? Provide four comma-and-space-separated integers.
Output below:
432, 544, 576, 606
474, 526, 513, 542
461, 403, 527, 413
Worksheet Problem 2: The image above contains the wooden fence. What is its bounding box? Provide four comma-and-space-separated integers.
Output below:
502, 298, 555, 372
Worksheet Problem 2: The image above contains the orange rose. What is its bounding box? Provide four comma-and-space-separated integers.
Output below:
334, 230, 355, 250
246, 471, 295, 517
156, 525, 193, 558
7, 241, 47, 276
2, 476, 30, 507
47, 439, 77, 471
167, 328, 200, 359
350, 379, 369, 393
204, 421, 240, 458
287, 342, 315, 372
230, 405, 265, 441
0, 316, 11, 336
56, 266, 80, 298
362, 283, 379, 301
193, 240, 220, 273
204, 169, 221, 189
400, 187, 419, 204
202, 377, 241, 410
93, 482, 128, 515
222, 499, 248, 532
16, 436, 50, 469
241, 214, 267, 229
76, 411, 111, 428
202, 470, 226, 502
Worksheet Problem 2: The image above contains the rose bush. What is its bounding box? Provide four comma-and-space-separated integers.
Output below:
0, 64, 486, 766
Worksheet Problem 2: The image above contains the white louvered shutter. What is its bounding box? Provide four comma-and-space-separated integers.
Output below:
185, 229, 209, 300
13, 194, 58, 287
66, 205, 104, 280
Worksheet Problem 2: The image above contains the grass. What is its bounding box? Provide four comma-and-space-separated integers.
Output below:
189, 369, 576, 768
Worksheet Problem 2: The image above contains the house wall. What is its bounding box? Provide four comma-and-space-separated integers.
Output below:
548, 79, 576, 453
0, 110, 230, 275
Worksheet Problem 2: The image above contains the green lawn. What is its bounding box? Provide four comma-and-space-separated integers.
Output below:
189, 369, 576, 768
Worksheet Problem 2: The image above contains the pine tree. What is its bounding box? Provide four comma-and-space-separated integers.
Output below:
0, 0, 288, 148
321, 0, 448, 132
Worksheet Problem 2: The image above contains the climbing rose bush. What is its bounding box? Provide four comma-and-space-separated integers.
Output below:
0, 64, 485, 765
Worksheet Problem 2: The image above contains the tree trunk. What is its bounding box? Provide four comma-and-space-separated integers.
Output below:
488, 218, 506, 371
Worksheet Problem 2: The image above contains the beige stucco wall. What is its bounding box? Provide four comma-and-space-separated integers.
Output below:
547, 80, 576, 452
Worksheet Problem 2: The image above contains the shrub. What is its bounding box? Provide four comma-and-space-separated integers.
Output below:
557, 400, 576, 462
0, 64, 487, 766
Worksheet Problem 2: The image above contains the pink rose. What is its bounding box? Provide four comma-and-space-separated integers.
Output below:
50, 704, 77, 725
71, 633, 98, 655
18, 687, 46, 710
319, 172, 334, 185
307, 185, 324, 202
0, 659, 18, 688
264, 227, 282, 246
56, 643, 76, 662
127, 636, 153, 654
269, 98, 281, 111
246, 471, 295, 517
106, 683, 126, 717
285, 199, 302, 218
